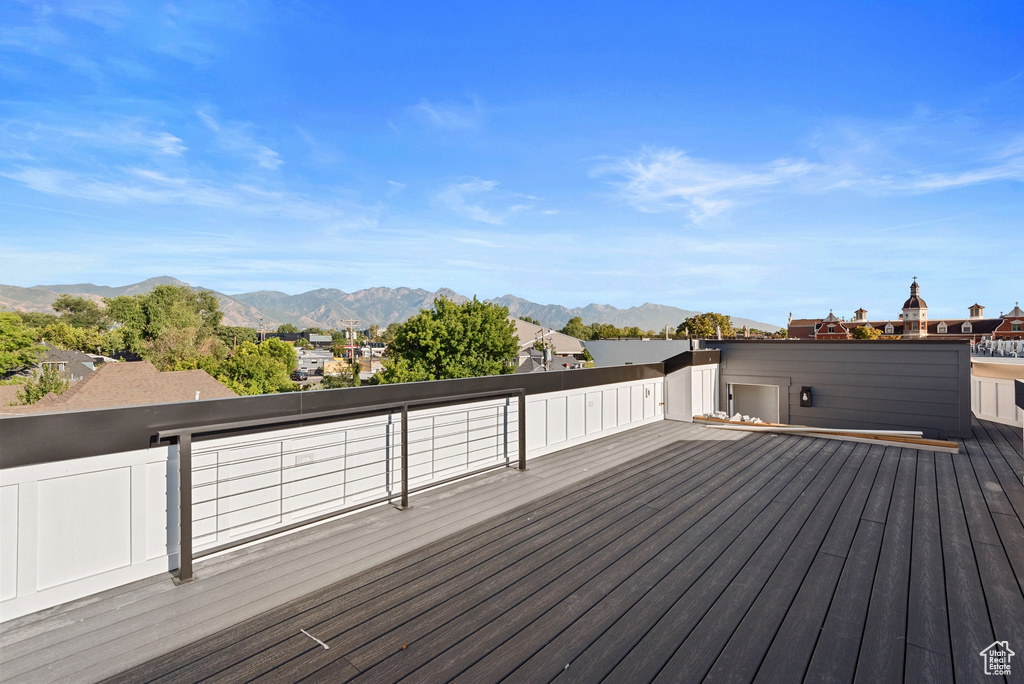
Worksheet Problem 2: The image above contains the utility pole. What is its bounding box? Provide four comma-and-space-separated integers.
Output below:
338, 318, 360, 360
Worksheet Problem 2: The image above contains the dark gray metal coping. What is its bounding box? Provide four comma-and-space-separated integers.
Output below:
1016, 379, 1024, 411
707, 338, 972, 345
0, 363, 664, 469
663, 349, 720, 374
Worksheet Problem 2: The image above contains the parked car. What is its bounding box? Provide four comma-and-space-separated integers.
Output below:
291, 369, 309, 381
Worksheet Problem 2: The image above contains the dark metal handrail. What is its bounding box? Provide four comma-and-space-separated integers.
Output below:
158, 388, 527, 583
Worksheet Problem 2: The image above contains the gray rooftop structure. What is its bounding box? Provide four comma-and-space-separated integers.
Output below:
585, 339, 694, 367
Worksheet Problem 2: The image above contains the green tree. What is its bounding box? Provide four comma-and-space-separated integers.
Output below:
321, 360, 361, 389
39, 321, 108, 353
16, 311, 59, 328
104, 285, 224, 368
0, 313, 45, 372
381, 322, 401, 345
277, 323, 299, 333
214, 338, 298, 395
378, 297, 518, 383
215, 325, 258, 349
518, 315, 541, 325
15, 365, 70, 405
560, 316, 587, 339
677, 312, 735, 339
368, 324, 381, 341
146, 327, 228, 370
99, 329, 125, 356
52, 294, 107, 329
852, 325, 882, 340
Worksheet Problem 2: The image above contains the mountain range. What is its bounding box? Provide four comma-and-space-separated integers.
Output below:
0, 277, 782, 333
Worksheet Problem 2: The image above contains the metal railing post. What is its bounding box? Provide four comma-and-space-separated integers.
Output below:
503, 398, 509, 465
518, 391, 527, 471
176, 432, 195, 583
385, 412, 392, 501
400, 404, 410, 509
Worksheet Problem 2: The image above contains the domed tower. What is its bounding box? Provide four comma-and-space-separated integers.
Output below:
902, 277, 928, 338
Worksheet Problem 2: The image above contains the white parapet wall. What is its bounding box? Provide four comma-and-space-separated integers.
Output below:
972, 374, 1024, 427
0, 445, 178, 621
0, 375, 665, 622
526, 377, 663, 457
664, 364, 719, 422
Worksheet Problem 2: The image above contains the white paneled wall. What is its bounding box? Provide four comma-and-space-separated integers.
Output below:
0, 377, 665, 622
972, 375, 1024, 427
525, 378, 664, 458
0, 446, 177, 622
664, 364, 720, 422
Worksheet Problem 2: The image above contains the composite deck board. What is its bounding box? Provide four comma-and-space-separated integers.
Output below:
130, 437, 723, 684
981, 419, 1023, 469
990, 420, 1023, 459
550, 438, 834, 682
974, 422, 1024, 525
972, 420, 1024, 518
6, 422, 703, 682
904, 454, 953, 682
855, 450, 916, 683
802, 518, 885, 683
237, 434, 777, 682
753, 444, 882, 682
962, 430, 1016, 518
119, 432, 727, 683
972, 543, 1024, 673
934, 453, 993, 684
696, 443, 867, 684
4, 420, 1021, 683
140, 432, 770, 684
612, 440, 852, 683
313, 435, 798, 683
463, 437, 824, 684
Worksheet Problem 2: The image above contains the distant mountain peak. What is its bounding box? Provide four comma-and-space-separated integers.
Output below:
1, 279, 782, 332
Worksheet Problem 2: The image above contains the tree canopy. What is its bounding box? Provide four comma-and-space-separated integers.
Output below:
852, 325, 882, 340
213, 338, 298, 395
52, 294, 107, 329
558, 316, 660, 341
0, 312, 45, 373
105, 285, 225, 366
377, 296, 518, 383
16, 365, 70, 405
677, 312, 735, 339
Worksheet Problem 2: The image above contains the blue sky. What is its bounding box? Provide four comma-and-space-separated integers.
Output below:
1, 1, 1021, 326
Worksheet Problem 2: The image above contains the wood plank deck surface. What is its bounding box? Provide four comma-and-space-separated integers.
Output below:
3, 419, 1023, 683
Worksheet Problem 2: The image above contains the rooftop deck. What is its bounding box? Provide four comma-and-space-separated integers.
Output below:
2, 418, 1022, 683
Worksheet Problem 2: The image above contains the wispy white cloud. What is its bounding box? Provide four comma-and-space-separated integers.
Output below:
433, 178, 532, 225
598, 113, 1024, 221
594, 147, 814, 220
198, 109, 282, 169
405, 98, 483, 132
0, 116, 188, 169
0, 165, 378, 226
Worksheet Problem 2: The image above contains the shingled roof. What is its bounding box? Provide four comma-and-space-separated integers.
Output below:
0, 361, 236, 414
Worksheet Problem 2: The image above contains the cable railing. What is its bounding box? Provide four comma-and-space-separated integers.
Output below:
159, 389, 526, 582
